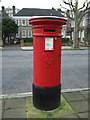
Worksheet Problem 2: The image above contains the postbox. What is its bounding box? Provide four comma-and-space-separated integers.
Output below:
30, 17, 67, 111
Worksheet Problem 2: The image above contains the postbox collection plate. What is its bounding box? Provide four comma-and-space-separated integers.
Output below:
45, 38, 54, 51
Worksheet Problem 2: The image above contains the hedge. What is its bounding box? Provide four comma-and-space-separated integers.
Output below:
62, 37, 70, 44
22, 37, 70, 44
22, 37, 33, 43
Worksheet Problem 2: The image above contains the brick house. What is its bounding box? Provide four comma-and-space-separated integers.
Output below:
13, 8, 65, 40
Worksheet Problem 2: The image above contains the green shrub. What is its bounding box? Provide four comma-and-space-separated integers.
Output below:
62, 37, 70, 44
22, 37, 33, 43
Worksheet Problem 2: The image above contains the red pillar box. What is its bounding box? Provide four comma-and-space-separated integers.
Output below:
30, 17, 67, 111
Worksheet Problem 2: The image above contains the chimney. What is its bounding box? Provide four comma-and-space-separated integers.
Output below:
12, 6, 15, 15
2, 6, 5, 12
66, 9, 70, 18
2, 6, 7, 17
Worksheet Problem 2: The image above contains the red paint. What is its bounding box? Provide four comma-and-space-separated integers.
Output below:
30, 17, 67, 87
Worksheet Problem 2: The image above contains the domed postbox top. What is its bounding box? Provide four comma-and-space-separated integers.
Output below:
29, 16, 67, 26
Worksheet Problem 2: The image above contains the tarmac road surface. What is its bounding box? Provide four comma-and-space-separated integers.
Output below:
2, 46, 88, 94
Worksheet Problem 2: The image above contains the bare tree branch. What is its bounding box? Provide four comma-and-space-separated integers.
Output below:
70, 0, 75, 9
63, 0, 75, 12
60, 4, 67, 10
81, 1, 90, 15
86, 1, 90, 9
63, 0, 75, 8
78, 10, 89, 25
60, 9, 74, 20
68, 0, 74, 17
68, 0, 73, 10
67, 13, 74, 20
78, 0, 88, 10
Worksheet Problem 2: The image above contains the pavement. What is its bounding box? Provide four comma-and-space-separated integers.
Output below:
20, 46, 33, 51
0, 89, 89, 119
0, 45, 88, 51
20, 46, 88, 51
0, 47, 4, 51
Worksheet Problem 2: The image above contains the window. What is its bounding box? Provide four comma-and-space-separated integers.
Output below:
16, 31, 20, 38
22, 30, 26, 38
72, 32, 74, 38
83, 19, 86, 26
28, 30, 32, 37
70, 12, 74, 18
82, 31, 84, 38
79, 31, 81, 38
71, 21, 75, 27
28, 20, 32, 26
62, 28, 66, 37
15, 19, 19, 26
22, 19, 26, 26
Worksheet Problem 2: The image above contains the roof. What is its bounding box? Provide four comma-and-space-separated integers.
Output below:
14, 8, 65, 17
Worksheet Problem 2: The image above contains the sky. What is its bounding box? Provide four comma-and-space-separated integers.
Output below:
0, 0, 88, 10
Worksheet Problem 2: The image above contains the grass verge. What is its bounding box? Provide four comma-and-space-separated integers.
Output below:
26, 95, 75, 118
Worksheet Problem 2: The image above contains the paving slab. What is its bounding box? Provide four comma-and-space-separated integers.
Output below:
26, 96, 32, 108
88, 98, 90, 104
61, 114, 79, 118
88, 99, 90, 112
53, 109, 77, 118
69, 100, 88, 113
0, 100, 5, 115
0, 101, 2, 119
78, 112, 89, 118
0, 100, 2, 110
3, 108, 27, 118
1, 90, 89, 119
0, 109, 2, 119
62, 91, 86, 102
4, 98, 26, 110
80, 90, 90, 99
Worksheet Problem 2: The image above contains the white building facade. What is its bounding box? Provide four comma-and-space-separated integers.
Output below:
13, 8, 66, 40
13, 16, 32, 39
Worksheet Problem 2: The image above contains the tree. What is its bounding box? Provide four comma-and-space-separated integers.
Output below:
2, 17, 18, 44
59, 0, 90, 48
84, 25, 88, 45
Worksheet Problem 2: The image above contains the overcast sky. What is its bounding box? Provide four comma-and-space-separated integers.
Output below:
0, 0, 88, 10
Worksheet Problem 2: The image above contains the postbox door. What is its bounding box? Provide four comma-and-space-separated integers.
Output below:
33, 36, 62, 87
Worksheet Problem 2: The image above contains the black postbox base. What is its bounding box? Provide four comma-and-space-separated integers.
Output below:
33, 84, 61, 111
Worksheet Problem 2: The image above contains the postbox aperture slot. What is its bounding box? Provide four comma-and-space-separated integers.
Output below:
44, 29, 55, 32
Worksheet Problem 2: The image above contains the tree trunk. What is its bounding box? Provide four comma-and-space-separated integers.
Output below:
2, 35, 6, 45
73, 22, 79, 48
73, 6, 79, 49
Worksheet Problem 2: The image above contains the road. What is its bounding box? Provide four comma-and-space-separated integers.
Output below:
2, 46, 88, 94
